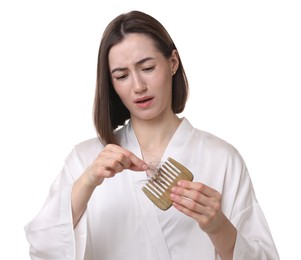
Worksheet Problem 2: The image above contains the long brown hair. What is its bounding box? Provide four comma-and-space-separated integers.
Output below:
93, 10, 189, 144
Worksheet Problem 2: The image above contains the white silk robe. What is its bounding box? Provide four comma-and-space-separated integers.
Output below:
25, 118, 279, 259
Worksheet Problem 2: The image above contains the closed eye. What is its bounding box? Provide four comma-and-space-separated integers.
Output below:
115, 74, 128, 81
143, 66, 155, 72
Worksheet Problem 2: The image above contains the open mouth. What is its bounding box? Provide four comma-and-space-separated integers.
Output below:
135, 97, 153, 103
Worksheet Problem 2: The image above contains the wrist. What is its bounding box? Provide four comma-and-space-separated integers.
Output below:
82, 166, 104, 189
205, 214, 237, 259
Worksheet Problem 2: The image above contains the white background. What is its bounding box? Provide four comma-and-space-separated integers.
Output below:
0, 0, 300, 259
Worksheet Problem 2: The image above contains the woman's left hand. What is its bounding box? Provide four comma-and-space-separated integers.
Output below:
171, 180, 237, 258
170, 180, 225, 234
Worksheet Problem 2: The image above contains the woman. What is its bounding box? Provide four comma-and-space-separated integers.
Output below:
25, 10, 279, 259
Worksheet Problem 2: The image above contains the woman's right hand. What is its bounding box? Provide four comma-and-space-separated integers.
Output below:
72, 144, 147, 227
82, 144, 148, 188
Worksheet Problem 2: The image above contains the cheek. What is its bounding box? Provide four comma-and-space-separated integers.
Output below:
113, 84, 130, 104
154, 73, 173, 93
112, 81, 124, 96
152, 68, 170, 85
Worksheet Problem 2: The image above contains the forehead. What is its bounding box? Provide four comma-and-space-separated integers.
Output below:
108, 33, 161, 67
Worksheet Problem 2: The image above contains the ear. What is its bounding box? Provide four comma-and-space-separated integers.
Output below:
170, 49, 179, 75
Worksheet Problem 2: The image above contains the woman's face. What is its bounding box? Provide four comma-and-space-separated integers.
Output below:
108, 33, 178, 121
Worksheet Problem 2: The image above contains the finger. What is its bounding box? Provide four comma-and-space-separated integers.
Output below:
171, 182, 222, 213
177, 180, 221, 199
171, 186, 211, 207
105, 144, 147, 171
101, 144, 133, 169
171, 192, 221, 228
103, 158, 126, 173
127, 153, 148, 171
91, 156, 122, 177
172, 200, 214, 227
170, 193, 207, 215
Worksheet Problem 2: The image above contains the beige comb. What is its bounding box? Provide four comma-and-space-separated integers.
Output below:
142, 157, 194, 210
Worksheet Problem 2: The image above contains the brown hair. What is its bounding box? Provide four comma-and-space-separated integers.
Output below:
93, 10, 189, 144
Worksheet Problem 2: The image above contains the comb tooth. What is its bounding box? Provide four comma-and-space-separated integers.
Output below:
162, 163, 178, 178
146, 177, 170, 201
142, 187, 171, 210
150, 179, 166, 193
165, 161, 181, 176
167, 157, 194, 181
146, 183, 162, 196
143, 188, 160, 199
155, 175, 169, 189
161, 166, 178, 180
142, 157, 194, 210
153, 178, 168, 191
143, 182, 172, 209
146, 179, 169, 198
153, 181, 171, 204
145, 182, 162, 197
160, 169, 174, 184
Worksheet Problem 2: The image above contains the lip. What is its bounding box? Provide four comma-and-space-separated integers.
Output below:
134, 96, 153, 103
134, 96, 154, 108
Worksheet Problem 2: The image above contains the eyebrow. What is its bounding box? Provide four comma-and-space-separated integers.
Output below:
111, 57, 155, 74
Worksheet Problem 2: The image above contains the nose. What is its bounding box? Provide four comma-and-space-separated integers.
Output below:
132, 73, 147, 93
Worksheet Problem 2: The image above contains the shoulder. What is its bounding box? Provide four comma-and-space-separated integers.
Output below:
184, 118, 239, 157
194, 129, 248, 180
198, 129, 237, 154
65, 137, 104, 168
74, 137, 105, 153
184, 119, 246, 172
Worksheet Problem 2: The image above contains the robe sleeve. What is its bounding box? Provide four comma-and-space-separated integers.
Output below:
233, 204, 279, 259
224, 150, 279, 260
24, 151, 88, 260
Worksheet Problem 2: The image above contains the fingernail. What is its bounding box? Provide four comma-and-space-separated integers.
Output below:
171, 186, 176, 192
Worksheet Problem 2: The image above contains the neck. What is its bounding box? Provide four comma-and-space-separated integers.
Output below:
131, 114, 182, 162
